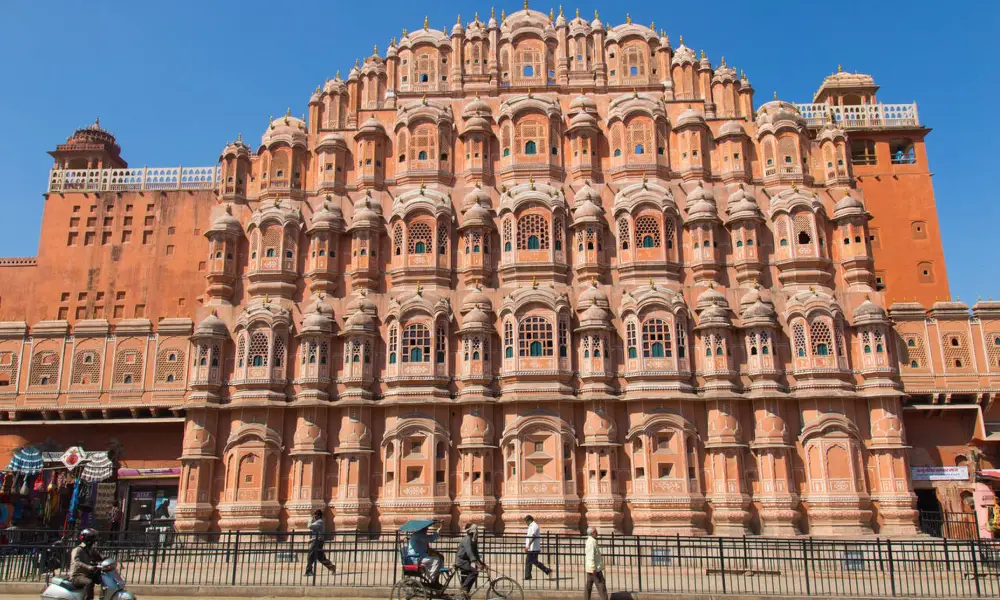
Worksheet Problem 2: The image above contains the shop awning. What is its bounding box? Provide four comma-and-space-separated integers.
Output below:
980, 469, 1000, 481
117, 467, 180, 479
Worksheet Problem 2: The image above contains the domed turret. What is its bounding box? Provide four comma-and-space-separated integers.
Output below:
854, 298, 887, 325
194, 311, 228, 338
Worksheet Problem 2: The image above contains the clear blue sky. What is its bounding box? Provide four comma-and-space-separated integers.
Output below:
1, 1, 996, 304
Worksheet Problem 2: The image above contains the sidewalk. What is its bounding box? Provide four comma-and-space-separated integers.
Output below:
0, 584, 911, 600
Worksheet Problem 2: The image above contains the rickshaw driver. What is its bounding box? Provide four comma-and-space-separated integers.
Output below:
406, 520, 443, 586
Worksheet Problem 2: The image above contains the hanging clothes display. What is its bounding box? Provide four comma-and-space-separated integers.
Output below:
80, 454, 113, 482
6, 447, 43, 475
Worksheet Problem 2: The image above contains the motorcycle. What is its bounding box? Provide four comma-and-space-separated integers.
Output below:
41, 559, 136, 600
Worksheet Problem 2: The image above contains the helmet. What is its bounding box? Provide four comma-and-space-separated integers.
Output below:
78, 528, 98, 545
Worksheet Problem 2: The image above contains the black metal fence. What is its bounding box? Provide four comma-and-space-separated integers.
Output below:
918, 510, 979, 540
4, 530, 1000, 598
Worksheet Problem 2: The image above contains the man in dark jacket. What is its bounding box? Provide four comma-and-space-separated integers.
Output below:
455, 524, 485, 599
69, 529, 103, 600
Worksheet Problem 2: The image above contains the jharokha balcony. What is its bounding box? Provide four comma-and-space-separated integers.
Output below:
794, 103, 920, 129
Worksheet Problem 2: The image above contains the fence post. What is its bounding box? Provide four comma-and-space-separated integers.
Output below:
944, 538, 950, 572
676, 533, 681, 568
718, 537, 726, 595
393, 531, 399, 586
553, 533, 560, 590
972, 539, 982, 598
887, 539, 896, 597
635, 536, 643, 593
802, 538, 810, 596
148, 534, 159, 585
231, 530, 241, 586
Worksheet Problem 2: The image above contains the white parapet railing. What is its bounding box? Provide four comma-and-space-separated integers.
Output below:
794, 102, 920, 129
47, 166, 219, 193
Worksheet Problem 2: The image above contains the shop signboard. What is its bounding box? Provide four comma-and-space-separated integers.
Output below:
911, 466, 969, 481
60, 447, 86, 470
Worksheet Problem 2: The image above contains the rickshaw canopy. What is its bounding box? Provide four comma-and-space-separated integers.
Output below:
399, 519, 437, 533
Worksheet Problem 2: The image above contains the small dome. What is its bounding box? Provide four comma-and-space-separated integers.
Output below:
357, 116, 386, 136
194, 312, 228, 337
346, 291, 378, 315
462, 286, 493, 313
742, 297, 777, 323
463, 185, 491, 208
462, 200, 493, 227
696, 286, 728, 310
726, 187, 761, 221
833, 194, 866, 221
310, 201, 344, 229
451, 21, 465, 35
579, 304, 609, 326
685, 183, 715, 207
672, 44, 697, 66
573, 197, 604, 222
698, 303, 731, 327
302, 306, 333, 333
346, 310, 374, 329
324, 76, 347, 95
853, 298, 887, 324
221, 137, 250, 159
688, 198, 717, 221
261, 113, 308, 149
677, 107, 705, 127
463, 307, 492, 327
315, 131, 347, 152
569, 94, 597, 112
717, 120, 746, 138
568, 111, 599, 131
350, 195, 382, 228
590, 15, 604, 30
207, 207, 242, 234
574, 182, 600, 205
578, 281, 609, 308
463, 96, 492, 117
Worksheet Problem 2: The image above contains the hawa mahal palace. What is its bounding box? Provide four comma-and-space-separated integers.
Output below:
0, 4, 997, 537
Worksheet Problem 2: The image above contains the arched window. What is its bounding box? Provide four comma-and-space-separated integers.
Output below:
408, 222, 432, 254
525, 140, 537, 155
626, 321, 638, 359
523, 65, 534, 77
634, 216, 660, 249
793, 322, 807, 358
518, 316, 553, 357
388, 326, 398, 364
798, 231, 811, 245
642, 318, 672, 358
635, 144, 645, 155
517, 214, 550, 250
418, 151, 427, 160
249, 332, 269, 368
811, 320, 833, 357
402, 324, 431, 363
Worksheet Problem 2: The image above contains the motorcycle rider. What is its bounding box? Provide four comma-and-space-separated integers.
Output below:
69, 528, 104, 600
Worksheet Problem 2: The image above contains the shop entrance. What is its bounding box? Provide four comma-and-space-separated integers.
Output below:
916, 488, 943, 536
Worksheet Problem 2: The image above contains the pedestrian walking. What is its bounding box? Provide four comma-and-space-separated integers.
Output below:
523, 515, 552, 581
305, 509, 337, 576
584, 527, 608, 600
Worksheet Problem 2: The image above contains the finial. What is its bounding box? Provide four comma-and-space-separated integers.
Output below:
649, 279, 656, 289
700, 49, 705, 59
224, 203, 232, 215
791, 183, 798, 192
720, 56, 726, 67
752, 280, 760, 290
264, 294, 271, 305
549, 8, 554, 20
594, 9, 599, 19
529, 175, 536, 190
679, 34, 684, 45
402, 28, 408, 37
211, 308, 218, 317
421, 94, 427, 105
773, 90, 778, 100
94, 116, 100, 127
374, 44, 378, 55
626, 13, 631, 24
355, 58, 360, 68
491, 6, 495, 18
642, 173, 648, 189
524, 0, 529, 9
576, 7, 580, 18
532, 277, 538, 289
424, 15, 429, 30
650, 21, 654, 31
837, 64, 843, 73
457, 13, 462, 24
740, 70, 746, 80
416, 281, 423, 296
979, 295, 983, 301
590, 277, 597, 287
420, 182, 426, 195
237, 132, 243, 143
315, 84, 321, 93
336, 70, 341, 79
559, 5, 563, 16
501, 9, 506, 21
286, 107, 292, 117
809, 286, 816, 295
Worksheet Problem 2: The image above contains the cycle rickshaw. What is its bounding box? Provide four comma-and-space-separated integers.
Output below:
390, 519, 522, 600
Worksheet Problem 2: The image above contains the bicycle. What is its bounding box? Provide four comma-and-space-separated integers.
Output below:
391, 559, 522, 600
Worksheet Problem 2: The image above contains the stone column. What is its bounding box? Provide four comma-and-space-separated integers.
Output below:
868, 397, 919, 535
705, 399, 750, 535
175, 407, 219, 533
331, 406, 373, 531
286, 404, 329, 530
750, 398, 800, 536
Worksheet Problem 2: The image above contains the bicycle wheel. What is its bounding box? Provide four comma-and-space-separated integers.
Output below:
393, 578, 426, 600
486, 576, 522, 600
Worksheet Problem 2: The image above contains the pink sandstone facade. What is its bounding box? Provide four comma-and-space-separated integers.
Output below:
0, 6, 996, 536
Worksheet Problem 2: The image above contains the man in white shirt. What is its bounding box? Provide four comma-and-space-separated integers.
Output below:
523, 515, 552, 580
584, 527, 608, 600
